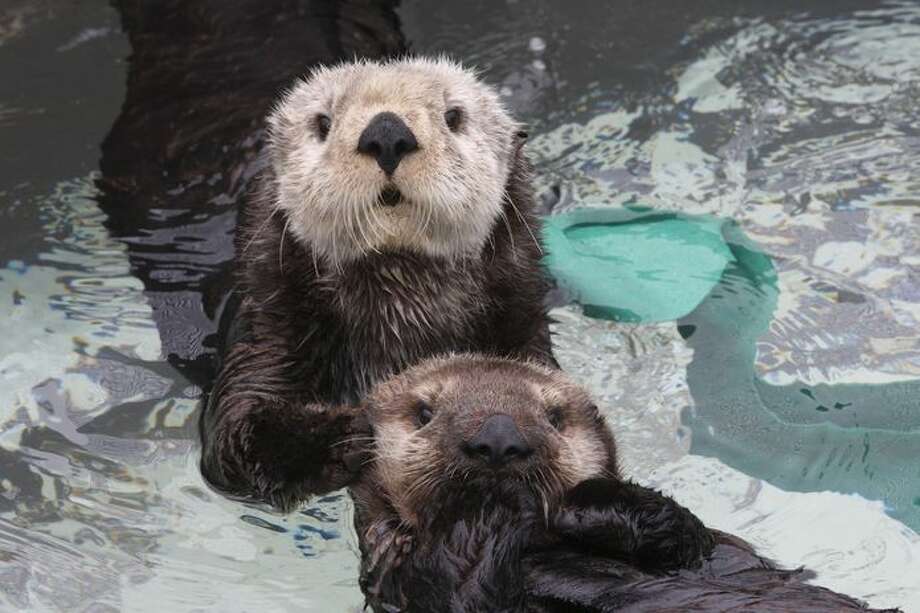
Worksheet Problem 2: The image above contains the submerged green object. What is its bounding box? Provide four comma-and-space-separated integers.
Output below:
542, 206, 920, 529
680, 224, 920, 530
541, 207, 732, 322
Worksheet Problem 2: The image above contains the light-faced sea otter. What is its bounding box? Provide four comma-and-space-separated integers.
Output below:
199, 58, 554, 510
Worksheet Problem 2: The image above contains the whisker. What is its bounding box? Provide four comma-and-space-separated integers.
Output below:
294, 326, 319, 352
330, 435, 378, 448
504, 188, 543, 255
362, 197, 383, 255
343, 194, 363, 258
256, 288, 282, 308
311, 243, 322, 278
409, 194, 433, 247
370, 194, 390, 253
241, 205, 282, 256
278, 216, 292, 273
499, 206, 516, 256
331, 204, 344, 273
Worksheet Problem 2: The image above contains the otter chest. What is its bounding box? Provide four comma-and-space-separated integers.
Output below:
329, 257, 487, 396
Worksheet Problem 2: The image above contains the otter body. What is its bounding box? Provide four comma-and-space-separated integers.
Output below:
199, 58, 553, 510
352, 356, 895, 613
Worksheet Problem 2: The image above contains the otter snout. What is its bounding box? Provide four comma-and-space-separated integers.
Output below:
462, 414, 533, 466
357, 111, 418, 176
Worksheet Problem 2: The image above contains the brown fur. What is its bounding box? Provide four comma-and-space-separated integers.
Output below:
355, 355, 617, 527
198, 63, 554, 510
351, 354, 620, 611
350, 356, 894, 613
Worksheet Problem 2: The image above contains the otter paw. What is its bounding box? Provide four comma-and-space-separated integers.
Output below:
361, 519, 414, 598
242, 402, 371, 510
554, 478, 715, 572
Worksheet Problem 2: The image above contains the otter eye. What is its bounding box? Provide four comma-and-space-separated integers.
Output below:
444, 108, 462, 132
548, 406, 565, 430
315, 114, 332, 141
416, 402, 434, 428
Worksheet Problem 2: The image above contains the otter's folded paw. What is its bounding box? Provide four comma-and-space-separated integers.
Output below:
240, 402, 371, 511
360, 518, 414, 605
553, 478, 715, 572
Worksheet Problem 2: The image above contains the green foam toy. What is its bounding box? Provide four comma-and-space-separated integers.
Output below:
541, 206, 732, 322
542, 206, 920, 530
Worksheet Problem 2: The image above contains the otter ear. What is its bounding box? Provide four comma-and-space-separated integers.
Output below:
513, 129, 529, 153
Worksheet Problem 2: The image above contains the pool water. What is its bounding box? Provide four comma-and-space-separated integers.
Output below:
2, 1, 919, 611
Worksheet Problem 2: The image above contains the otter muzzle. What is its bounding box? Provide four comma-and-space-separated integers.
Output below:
463, 414, 533, 466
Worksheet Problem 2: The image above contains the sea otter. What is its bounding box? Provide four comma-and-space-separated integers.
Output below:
198, 57, 555, 510
350, 355, 896, 613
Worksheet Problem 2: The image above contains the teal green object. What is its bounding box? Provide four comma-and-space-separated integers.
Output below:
541, 207, 732, 322
541, 206, 920, 530
680, 224, 920, 531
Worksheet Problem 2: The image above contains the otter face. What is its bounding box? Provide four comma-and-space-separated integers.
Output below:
267, 57, 520, 267
364, 355, 619, 525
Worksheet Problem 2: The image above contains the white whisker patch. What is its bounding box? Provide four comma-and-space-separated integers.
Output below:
265, 57, 519, 268
557, 428, 608, 486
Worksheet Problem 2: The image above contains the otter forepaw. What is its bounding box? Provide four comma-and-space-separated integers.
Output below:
367, 520, 413, 571
554, 478, 715, 572
360, 519, 414, 601
240, 402, 372, 511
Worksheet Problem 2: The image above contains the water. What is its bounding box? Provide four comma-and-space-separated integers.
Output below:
2, 1, 920, 611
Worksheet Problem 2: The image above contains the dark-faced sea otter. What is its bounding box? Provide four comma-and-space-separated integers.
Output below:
349, 355, 898, 613
199, 58, 554, 510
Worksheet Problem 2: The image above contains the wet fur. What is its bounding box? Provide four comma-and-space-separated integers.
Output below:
359, 356, 616, 526
361, 486, 539, 612
351, 356, 895, 613
524, 530, 891, 613
355, 480, 891, 612
198, 60, 554, 510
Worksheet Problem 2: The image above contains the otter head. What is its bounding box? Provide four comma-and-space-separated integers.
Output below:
363, 354, 619, 526
267, 57, 523, 267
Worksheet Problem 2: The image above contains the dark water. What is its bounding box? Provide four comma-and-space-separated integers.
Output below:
1, 1, 919, 610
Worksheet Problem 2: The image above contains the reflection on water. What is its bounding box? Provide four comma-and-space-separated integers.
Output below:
0, 177, 363, 611
529, 3, 920, 609
2, 1, 920, 611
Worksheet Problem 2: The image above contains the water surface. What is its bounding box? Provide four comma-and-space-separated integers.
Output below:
2, 1, 920, 611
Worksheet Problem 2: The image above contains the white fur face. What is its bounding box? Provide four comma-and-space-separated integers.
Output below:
266, 57, 519, 267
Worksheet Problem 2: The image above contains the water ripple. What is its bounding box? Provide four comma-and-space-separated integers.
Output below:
536, 4, 920, 609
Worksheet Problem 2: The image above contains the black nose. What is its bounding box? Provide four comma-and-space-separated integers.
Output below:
357, 112, 418, 176
463, 415, 533, 466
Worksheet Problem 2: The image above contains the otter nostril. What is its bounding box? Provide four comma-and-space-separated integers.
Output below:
393, 137, 415, 157
474, 444, 492, 458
